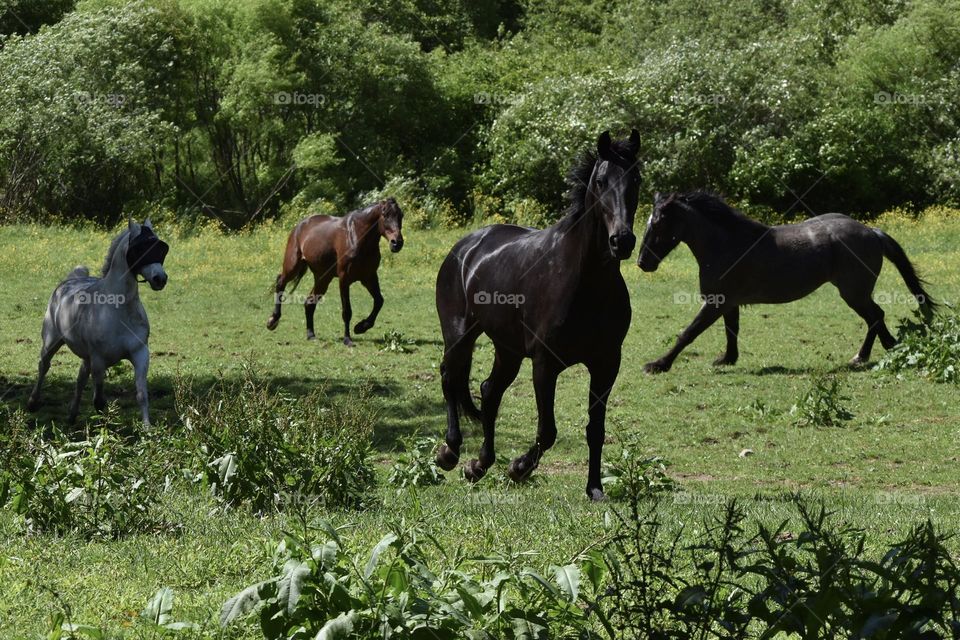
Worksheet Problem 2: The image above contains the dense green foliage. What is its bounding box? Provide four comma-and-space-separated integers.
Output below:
1, 0, 959, 225
176, 367, 378, 512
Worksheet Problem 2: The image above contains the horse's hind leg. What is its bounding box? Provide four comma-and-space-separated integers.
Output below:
841, 293, 895, 365
27, 326, 64, 411
67, 360, 90, 424
305, 271, 333, 340
436, 329, 478, 471
714, 306, 740, 366
507, 356, 561, 483
464, 347, 522, 482
266, 255, 308, 331
353, 274, 384, 335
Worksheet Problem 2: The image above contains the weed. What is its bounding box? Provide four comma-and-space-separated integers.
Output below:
175, 366, 377, 512
876, 308, 960, 383
791, 374, 855, 427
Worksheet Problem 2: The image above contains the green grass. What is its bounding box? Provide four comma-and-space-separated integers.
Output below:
0, 212, 958, 638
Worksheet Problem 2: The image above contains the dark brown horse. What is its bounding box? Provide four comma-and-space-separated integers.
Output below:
435, 130, 641, 501
637, 191, 937, 372
266, 198, 404, 345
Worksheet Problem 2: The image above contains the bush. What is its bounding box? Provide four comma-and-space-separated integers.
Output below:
0, 409, 168, 539
221, 520, 598, 639
875, 309, 960, 383
175, 367, 377, 512
594, 496, 960, 638
387, 436, 444, 493
791, 374, 855, 427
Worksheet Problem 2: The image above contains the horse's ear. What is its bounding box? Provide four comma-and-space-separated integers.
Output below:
144, 218, 153, 229
628, 129, 641, 155
597, 130, 612, 160
654, 191, 663, 204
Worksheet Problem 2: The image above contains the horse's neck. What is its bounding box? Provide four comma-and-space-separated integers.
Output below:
102, 246, 140, 300
552, 204, 617, 277
683, 214, 743, 264
349, 208, 381, 250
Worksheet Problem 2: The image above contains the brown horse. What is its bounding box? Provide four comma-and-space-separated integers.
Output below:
266, 198, 404, 345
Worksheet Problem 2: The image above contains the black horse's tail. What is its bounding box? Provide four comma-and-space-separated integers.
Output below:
457, 351, 482, 422
875, 229, 938, 321
440, 356, 480, 422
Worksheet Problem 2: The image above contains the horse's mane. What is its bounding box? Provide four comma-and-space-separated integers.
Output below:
557, 140, 637, 231
675, 191, 767, 232
101, 228, 131, 277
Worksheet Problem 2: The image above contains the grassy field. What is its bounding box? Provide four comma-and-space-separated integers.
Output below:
0, 211, 958, 637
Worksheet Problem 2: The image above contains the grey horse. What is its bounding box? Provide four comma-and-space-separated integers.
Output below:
27, 218, 169, 425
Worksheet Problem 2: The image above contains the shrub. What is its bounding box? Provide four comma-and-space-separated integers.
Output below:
594, 495, 960, 638
875, 309, 960, 383
791, 374, 855, 427
600, 442, 675, 501
175, 367, 377, 512
387, 437, 444, 493
0, 409, 167, 539
220, 521, 598, 639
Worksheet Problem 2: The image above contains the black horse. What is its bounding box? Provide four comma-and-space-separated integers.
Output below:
435, 130, 641, 500
637, 191, 937, 372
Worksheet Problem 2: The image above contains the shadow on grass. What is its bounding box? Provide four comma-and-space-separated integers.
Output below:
1, 368, 445, 452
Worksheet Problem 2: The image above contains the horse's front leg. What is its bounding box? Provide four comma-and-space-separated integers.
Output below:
339, 279, 354, 346
644, 302, 725, 374
508, 357, 561, 483
91, 357, 107, 413
353, 274, 384, 335
713, 306, 740, 366
67, 360, 90, 424
584, 356, 620, 501
131, 347, 150, 426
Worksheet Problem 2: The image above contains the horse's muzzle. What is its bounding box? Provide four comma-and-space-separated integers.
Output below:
149, 273, 167, 290
609, 232, 636, 260
390, 238, 404, 253
637, 251, 659, 272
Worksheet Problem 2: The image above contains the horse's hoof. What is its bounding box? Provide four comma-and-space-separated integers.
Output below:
643, 360, 669, 374
507, 457, 535, 483
849, 355, 868, 368
26, 397, 40, 412
713, 354, 737, 366
587, 488, 606, 502
343, 337, 355, 347
306, 332, 316, 341
435, 444, 459, 471
266, 316, 279, 331
463, 459, 487, 483
354, 320, 373, 335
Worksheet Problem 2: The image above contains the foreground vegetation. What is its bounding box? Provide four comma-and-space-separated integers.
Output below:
0, 207, 957, 637
2, 0, 960, 226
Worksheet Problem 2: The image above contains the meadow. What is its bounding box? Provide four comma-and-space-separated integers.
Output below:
0, 208, 958, 637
